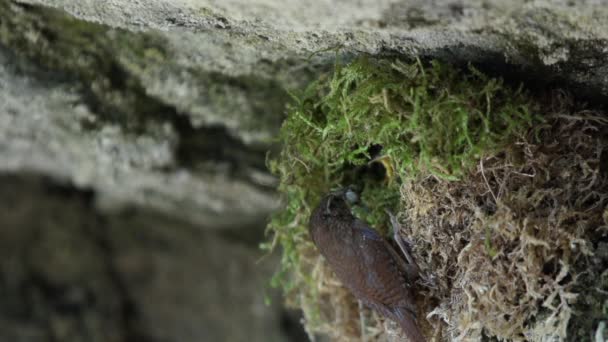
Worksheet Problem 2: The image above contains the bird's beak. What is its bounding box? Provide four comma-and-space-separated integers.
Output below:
341, 187, 372, 214
344, 188, 359, 205
330, 187, 359, 204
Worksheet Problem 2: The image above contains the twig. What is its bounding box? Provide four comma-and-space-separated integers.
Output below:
359, 300, 368, 342
480, 159, 498, 204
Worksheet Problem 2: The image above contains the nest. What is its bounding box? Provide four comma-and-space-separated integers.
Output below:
268, 57, 608, 341
304, 112, 608, 341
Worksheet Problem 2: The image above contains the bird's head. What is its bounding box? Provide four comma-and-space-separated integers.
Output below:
309, 187, 362, 238
322, 186, 360, 217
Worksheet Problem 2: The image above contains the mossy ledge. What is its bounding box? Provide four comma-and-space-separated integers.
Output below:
265, 57, 608, 341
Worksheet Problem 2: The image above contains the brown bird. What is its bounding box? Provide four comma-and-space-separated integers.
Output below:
309, 188, 425, 342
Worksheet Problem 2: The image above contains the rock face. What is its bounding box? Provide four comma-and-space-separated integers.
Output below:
0, 175, 295, 342
0, 0, 607, 341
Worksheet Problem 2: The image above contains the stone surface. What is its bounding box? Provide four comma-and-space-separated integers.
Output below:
108, 212, 288, 342
0, 174, 294, 342
1, 0, 607, 341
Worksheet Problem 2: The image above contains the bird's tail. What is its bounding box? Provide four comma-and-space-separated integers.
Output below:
393, 307, 426, 342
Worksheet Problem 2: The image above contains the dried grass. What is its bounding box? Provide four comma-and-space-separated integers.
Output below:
398, 112, 608, 341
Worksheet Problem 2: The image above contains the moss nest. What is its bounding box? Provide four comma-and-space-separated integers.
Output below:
265, 57, 608, 341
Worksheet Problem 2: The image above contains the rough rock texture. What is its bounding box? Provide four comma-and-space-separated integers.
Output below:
0, 174, 296, 342
0, 0, 607, 341
2, 0, 608, 227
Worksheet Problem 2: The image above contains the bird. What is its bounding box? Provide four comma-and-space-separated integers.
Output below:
309, 188, 425, 342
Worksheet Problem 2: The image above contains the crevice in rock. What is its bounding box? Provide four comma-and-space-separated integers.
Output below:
39, 178, 156, 342
0, 172, 295, 341
85, 215, 152, 342
0, 173, 147, 342
279, 309, 310, 342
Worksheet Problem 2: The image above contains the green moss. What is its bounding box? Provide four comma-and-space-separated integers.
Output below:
264, 57, 541, 325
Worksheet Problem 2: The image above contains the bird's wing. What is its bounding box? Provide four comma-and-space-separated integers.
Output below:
352, 220, 416, 312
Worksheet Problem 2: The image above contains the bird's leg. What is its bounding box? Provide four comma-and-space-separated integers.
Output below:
386, 210, 420, 280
